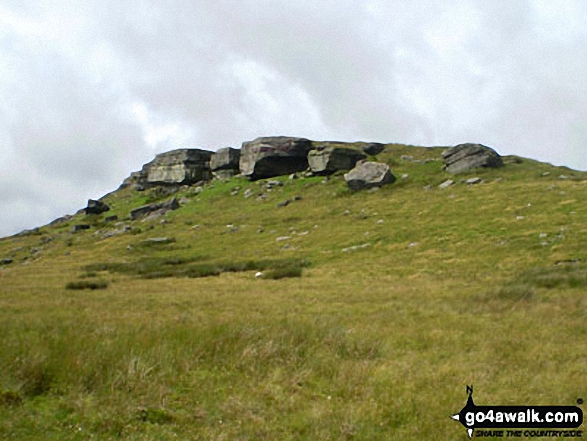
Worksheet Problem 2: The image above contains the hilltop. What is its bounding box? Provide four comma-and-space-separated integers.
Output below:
1, 139, 586, 440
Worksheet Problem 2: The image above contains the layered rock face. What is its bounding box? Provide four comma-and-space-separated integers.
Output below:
210, 147, 241, 179
240, 137, 313, 180
442, 144, 504, 174
308, 146, 367, 175
122, 149, 213, 189
145, 149, 213, 184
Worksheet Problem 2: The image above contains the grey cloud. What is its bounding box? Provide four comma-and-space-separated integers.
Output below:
1, 0, 587, 237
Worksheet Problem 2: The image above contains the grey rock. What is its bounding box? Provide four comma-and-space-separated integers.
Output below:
401, 155, 414, 162
277, 200, 290, 208
84, 199, 110, 215
361, 143, 385, 156
179, 197, 190, 205
308, 146, 366, 175
210, 147, 240, 171
141, 237, 172, 245
293, 195, 303, 201
130, 198, 180, 221
1, 258, 13, 265
266, 180, 284, 189
442, 143, 504, 174
276, 236, 291, 241
240, 136, 312, 180
466, 177, 483, 185
438, 179, 455, 189
344, 162, 396, 191
122, 149, 213, 188
212, 169, 238, 180
15, 228, 40, 237
104, 215, 118, 223
70, 224, 90, 233
244, 188, 254, 198
48, 215, 72, 226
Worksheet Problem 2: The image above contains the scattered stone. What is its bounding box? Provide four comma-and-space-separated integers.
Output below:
281, 244, 296, 250
376, 219, 384, 224
401, 174, 409, 179
438, 179, 454, 189
293, 195, 303, 201
84, 199, 110, 215
342, 243, 370, 252
276, 236, 292, 242
516, 216, 525, 220
423, 185, 432, 191
289, 173, 298, 180
266, 180, 284, 189
130, 198, 180, 221
141, 237, 172, 245
408, 242, 420, 248
48, 215, 72, 226
298, 231, 309, 236
70, 224, 90, 233
193, 186, 203, 195
539, 233, 548, 238
277, 200, 290, 208
367, 187, 381, 193
240, 136, 313, 180
442, 143, 504, 174
255, 271, 263, 279
343, 210, 351, 215
559, 175, 569, 180
344, 162, 396, 191
401, 155, 414, 162
15, 228, 40, 237
1, 259, 13, 265
542, 172, 551, 176
101, 225, 131, 239
466, 177, 483, 185
179, 197, 190, 205
307, 146, 366, 175
244, 188, 253, 198
105, 215, 118, 223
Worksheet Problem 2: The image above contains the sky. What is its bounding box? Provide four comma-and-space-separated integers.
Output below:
1, 0, 586, 237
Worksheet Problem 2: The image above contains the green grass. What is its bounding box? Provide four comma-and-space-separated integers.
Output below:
1, 143, 587, 439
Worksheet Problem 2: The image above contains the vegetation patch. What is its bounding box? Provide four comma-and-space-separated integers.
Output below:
65, 280, 109, 290
83, 257, 309, 280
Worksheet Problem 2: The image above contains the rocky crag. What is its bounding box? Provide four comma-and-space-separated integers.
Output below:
119, 136, 503, 192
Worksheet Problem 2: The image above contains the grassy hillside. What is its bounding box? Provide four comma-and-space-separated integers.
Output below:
1, 144, 586, 440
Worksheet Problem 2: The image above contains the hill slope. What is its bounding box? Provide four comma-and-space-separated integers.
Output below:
1, 143, 586, 440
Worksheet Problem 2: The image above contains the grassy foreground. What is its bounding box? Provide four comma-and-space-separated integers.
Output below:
1, 144, 586, 440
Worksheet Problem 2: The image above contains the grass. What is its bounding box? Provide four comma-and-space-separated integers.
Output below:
1, 143, 587, 439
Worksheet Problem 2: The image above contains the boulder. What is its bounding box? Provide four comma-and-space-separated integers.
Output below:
121, 149, 213, 189
442, 143, 503, 174
240, 137, 312, 180
360, 142, 385, 156
84, 199, 110, 215
211, 147, 240, 173
71, 224, 91, 233
344, 162, 396, 191
130, 198, 180, 221
308, 147, 367, 175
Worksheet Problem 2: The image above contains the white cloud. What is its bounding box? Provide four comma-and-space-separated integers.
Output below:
1, 0, 586, 237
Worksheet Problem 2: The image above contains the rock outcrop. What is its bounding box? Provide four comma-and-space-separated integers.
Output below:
442, 144, 503, 174
123, 149, 213, 188
130, 198, 180, 221
344, 161, 396, 190
84, 199, 110, 215
210, 147, 241, 180
240, 137, 313, 180
308, 146, 367, 175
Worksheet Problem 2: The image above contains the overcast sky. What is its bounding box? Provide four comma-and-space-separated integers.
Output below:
1, 1, 586, 237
